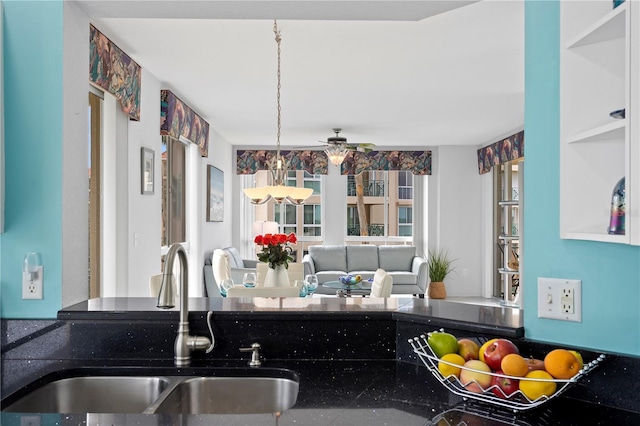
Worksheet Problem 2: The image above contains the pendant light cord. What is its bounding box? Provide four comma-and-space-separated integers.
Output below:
274, 20, 282, 160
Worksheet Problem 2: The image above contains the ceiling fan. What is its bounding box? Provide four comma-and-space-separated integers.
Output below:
303, 128, 375, 166
321, 128, 375, 153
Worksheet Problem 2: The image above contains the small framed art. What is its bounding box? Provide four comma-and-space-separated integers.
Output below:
207, 165, 224, 222
141, 147, 154, 195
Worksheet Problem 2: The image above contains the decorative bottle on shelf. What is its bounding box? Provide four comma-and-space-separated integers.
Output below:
607, 177, 625, 235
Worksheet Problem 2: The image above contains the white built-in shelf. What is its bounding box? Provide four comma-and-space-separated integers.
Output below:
498, 268, 519, 275
567, 120, 626, 144
563, 230, 628, 244
560, 1, 636, 245
498, 200, 519, 206
566, 3, 627, 49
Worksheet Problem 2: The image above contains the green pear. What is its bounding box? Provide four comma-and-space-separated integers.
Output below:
427, 331, 459, 358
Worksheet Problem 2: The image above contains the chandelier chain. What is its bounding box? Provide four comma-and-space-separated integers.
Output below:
274, 20, 282, 156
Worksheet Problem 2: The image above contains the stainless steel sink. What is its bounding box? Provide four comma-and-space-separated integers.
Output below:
2, 376, 169, 413
2, 371, 299, 415
147, 376, 299, 414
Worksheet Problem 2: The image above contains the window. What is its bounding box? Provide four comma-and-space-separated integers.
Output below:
162, 136, 186, 246
345, 171, 413, 240
303, 204, 321, 236
285, 170, 297, 187
398, 206, 413, 236
494, 160, 521, 303
398, 171, 413, 199
303, 171, 322, 194
274, 203, 297, 235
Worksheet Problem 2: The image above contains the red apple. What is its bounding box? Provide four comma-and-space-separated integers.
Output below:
459, 360, 492, 393
457, 338, 480, 361
482, 338, 519, 371
490, 370, 519, 399
526, 357, 545, 372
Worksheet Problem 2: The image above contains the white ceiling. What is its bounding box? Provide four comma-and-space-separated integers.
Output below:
79, 0, 524, 149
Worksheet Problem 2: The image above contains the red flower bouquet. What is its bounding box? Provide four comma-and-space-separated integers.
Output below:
254, 233, 297, 269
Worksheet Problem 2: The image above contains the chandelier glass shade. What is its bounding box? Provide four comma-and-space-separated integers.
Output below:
243, 20, 313, 205
325, 144, 349, 166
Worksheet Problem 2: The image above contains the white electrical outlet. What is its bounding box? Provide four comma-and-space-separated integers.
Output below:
537, 277, 581, 322
22, 266, 44, 299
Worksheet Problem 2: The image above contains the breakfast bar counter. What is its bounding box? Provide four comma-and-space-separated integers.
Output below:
2, 297, 639, 425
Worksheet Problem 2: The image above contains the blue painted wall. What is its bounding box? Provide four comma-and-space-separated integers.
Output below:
523, 0, 640, 355
1, 0, 639, 355
0, 0, 63, 318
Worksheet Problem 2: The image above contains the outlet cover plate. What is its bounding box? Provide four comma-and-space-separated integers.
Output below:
22, 267, 43, 299
537, 277, 581, 322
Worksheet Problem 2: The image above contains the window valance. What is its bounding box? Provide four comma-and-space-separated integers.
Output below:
236, 150, 329, 175
477, 131, 524, 175
236, 149, 432, 175
340, 151, 432, 175
89, 24, 141, 121
160, 90, 209, 157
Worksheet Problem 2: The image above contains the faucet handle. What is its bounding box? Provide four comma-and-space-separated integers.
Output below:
240, 343, 262, 367
205, 311, 215, 353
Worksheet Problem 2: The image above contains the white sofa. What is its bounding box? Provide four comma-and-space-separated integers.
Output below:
302, 245, 427, 296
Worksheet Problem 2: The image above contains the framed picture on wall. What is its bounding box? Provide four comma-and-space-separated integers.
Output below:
141, 147, 154, 195
207, 165, 224, 222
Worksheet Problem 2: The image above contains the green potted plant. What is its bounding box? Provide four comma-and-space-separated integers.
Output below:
427, 249, 455, 299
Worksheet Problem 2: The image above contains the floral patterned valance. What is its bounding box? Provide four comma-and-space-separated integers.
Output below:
160, 90, 209, 157
236, 150, 329, 175
89, 24, 142, 121
477, 131, 524, 175
340, 151, 432, 175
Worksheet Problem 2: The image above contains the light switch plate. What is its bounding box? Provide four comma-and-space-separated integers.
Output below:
537, 277, 581, 322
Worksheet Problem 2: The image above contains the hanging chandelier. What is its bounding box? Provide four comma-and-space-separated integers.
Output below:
243, 20, 313, 205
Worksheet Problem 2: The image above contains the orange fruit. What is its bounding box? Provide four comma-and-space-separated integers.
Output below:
438, 353, 466, 379
519, 370, 557, 400
544, 349, 581, 379
478, 338, 498, 363
500, 353, 529, 377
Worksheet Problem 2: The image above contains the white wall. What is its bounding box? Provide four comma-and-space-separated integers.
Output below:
126, 68, 163, 297
62, 1, 90, 307
199, 128, 235, 292
431, 146, 484, 297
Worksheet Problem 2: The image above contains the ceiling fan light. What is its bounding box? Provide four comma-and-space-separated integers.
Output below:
325, 145, 349, 166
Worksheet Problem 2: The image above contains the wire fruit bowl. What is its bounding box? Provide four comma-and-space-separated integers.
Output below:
409, 331, 605, 412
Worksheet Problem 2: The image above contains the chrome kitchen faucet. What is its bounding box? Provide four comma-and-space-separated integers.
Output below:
157, 243, 215, 365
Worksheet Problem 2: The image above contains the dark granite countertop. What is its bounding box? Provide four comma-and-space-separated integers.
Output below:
57, 296, 525, 337
2, 297, 639, 425
2, 358, 638, 425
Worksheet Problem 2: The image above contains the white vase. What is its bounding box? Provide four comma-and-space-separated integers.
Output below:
263, 264, 290, 287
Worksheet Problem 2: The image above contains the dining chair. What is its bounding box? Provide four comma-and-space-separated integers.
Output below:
211, 249, 232, 291
370, 268, 393, 297
256, 262, 304, 287
149, 274, 177, 297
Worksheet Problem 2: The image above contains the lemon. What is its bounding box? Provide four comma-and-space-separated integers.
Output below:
438, 353, 466, 379
519, 370, 557, 401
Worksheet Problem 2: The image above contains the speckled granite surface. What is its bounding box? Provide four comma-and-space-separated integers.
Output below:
1, 297, 639, 425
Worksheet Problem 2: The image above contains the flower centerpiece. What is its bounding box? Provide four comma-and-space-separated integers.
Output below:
254, 233, 297, 287
254, 233, 297, 269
